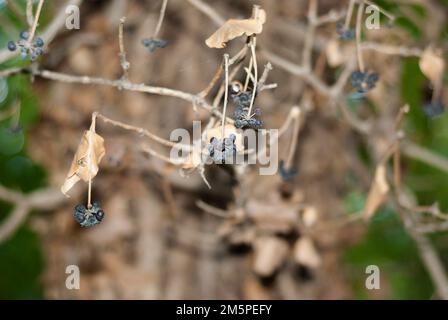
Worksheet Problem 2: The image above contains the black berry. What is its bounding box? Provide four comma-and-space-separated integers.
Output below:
7, 41, 16, 51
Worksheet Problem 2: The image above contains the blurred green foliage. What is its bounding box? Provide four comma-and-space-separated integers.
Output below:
343, 0, 448, 299
0, 0, 47, 300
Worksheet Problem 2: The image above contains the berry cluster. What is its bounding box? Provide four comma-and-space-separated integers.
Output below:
7, 31, 44, 61
336, 21, 355, 41
142, 38, 169, 53
207, 134, 237, 164
232, 91, 263, 129
278, 160, 298, 181
423, 101, 445, 118
350, 71, 379, 94
73, 202, 105, 228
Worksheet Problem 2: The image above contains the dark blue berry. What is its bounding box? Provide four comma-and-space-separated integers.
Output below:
232, 90, 263, 130
7, 41, 16, 51
208, 135, 237, 164
350, 71, 379, 93
73, 204, 87, 223
73, 202, 105, 227
20, 47, 27, 59
278, 160, 298, 181
19, 30, 29, 40
34, 47, 43, 56
142, 38, 169, 53
423, 101, 444, 118
336, 21, 355, 41
34, 37, 44, 47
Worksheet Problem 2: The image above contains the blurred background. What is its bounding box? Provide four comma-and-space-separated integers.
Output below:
0, 0, 447, 299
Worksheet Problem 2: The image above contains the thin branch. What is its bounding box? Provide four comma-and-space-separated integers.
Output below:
94, 112, 181, 149
345, 0, 356, 28
355, 1, 365, 72
302, 0, 317, 69
401, 141, 448, 174
262, 49, 331, 96
1, 67, 225, 119
27, 0, 45, 46
118, 17, 130, 80
153, 0, 168, 38
26, 0, 34, 27
361, 42, 423, 57
186, 0, 225, 25
196, 200, 233, 219
0, 205, 29, 244
285, 107, 302, 169
246, 38, 258, 118
221, 54, 230, 138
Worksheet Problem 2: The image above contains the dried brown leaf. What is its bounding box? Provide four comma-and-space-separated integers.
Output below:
205, 8, 266, 48
363, 164, 389, 220
326, 39, 345, 67
293, 237, 321, 269
61, 129, 106, 196
419, 47, 445, 85
253, 235, 289, 277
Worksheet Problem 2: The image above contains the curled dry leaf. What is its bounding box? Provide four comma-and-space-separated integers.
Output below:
205, 7, 266, 48
363, 164, 389, 220
302, 206, 318, 227
419, 47, 445, 85
326, 39, 345, 67
293, 237, 321, 269
253, 235, 289, 277
61, 128, 106, 196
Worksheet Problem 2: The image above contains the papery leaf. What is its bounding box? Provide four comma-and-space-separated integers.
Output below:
61, 129, 105, 196
205, 8, 266, 48
293, 237, 321, 269
363, 164, 389, 219
419, 47, 445, 85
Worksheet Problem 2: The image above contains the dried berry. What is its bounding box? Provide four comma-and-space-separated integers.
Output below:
232, 91, 263, 130
208, 134, 237, 164
336, 21, 355, 41
278, 160, 298, 181
351, 71, 379, 93
423, 101, 444, 118
73, 202, 105, 228
142, 38, 169, 53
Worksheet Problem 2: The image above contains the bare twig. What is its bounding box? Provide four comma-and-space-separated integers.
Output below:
118, 17, 130, 80
27, 0, 45, 46
26, 0, 34, 26
0, 185, 75, 244
355, 1, 365, 72
302, 0, 318, 70
285, 107, 302, 169
196, 200, 233, 219
401, 141, 448, 174
153, 0, 168, 38
345, 0, 356, 28
221, 54, 230, 138
246, 38, 258, 119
